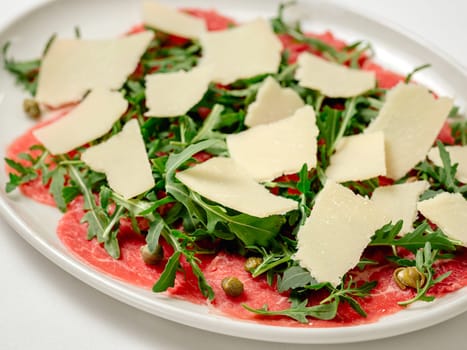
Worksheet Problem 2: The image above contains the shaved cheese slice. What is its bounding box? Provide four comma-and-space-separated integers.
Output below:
366, 83, 453, 179
81, 119, 155, 199
227, 105, 318, 182
145, 65, 211, 117
33, 89, 128, 155
199, 19, 282, 85
427, 145, 467, 183
175, 157, 297, 218
295, 52, 375, 98
295, 181, 388, 286
372, 181, 429, 235
244, 76, 304, 127
325, 131, 386, 182
36, 31, 153, 107
418, 192, 467, 246
143, 1, 206, 39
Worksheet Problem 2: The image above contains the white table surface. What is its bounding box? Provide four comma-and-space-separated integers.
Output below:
1, 1, 466, 349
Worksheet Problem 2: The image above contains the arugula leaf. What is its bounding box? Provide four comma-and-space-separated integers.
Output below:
140, 40, 201, 74
190, 192, 285, 246
404, 63, 431, 83
270, 2, 342, 62
246, 246, 292, 278
271, 2, 373, 65
243, 298, 338, 323
315, 97, 362, 170
166, 181, 206, 229
451, 119, 466, 145
345, 41, 373, 68
165, 139, 220, 179
49, 167, 67, 212
190, 104, 225, 144
4, 158, 39, 192
416, 141, 466, 197
64, 161, 125, 258
5, 146, 51, 190
419, 189, 445, 201
62, 186, 81, 205
184, 251, 215, 300
2, 42, 40, 95
321, 279, 377, 317
436, 141, 459, 190
146, 217, 164, 253
81, 207, 109, 240
370, 220, 460, 253
296, 163, 316, 224
154, 225, 215, 300
104, 229, 121, 260
277, 265, 315, 292
152, 251, 181, 292
316, 106, 341, 168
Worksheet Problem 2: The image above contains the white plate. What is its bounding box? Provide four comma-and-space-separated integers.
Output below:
1, 0, 466, 344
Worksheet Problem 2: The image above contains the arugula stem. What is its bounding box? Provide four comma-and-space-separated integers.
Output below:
65, 164, 94, 207
314, 94, 324, 112
102, 206, 125, 240
398, 269, 434, 306
286, 28, 340, 62
32, 150, 50, 170
58, 160, 84, 166
191, 104, 224, 144
328, 97, 357, 156
63, 161, 105, 233
276, 63, 297, 82
110, 190, 153, 215
252, 255, 291, 278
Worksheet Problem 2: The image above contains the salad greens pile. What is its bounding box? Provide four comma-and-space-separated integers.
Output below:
3, 2, 467, 323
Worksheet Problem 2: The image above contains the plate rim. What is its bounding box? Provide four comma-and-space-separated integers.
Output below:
0, 0, 467, 344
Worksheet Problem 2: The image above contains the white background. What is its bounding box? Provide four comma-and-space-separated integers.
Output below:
1, 0, 467, 349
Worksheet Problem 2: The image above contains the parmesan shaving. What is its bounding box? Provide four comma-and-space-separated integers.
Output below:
175, 157, 298, 218
244, 76, 304, 127
418, 192, 467, 246
366, 83, 453, 179
81, 119, 155, 199
198, 19, 282, 85
33, 89, 128, 155
36, 31, 153, 107
372, 181, 429, 235
227, 105, 319, 182
325, 131, 386, 182
295, 52, 376, 98
143, 1, 207, 39
145, 65, 211, 117
295, 181, 388, 286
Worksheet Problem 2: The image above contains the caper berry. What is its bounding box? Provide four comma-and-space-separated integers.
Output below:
393, 266, 426, 290
23, 98, 41, 119
244, 256, 263, 273
221, 276, 244, 297
140, 244, 164, 265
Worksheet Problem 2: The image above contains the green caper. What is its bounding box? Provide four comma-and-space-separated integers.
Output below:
23, 98, 41, 119
393, 266, 426, 290
140, 244, 164, 265
221, 276, 244, 297
244, 256, 263, 273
